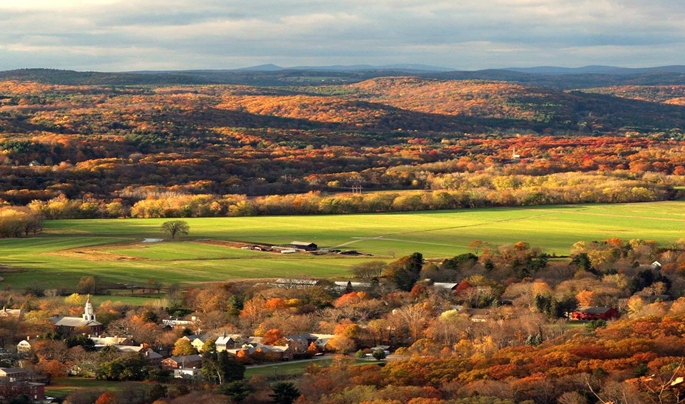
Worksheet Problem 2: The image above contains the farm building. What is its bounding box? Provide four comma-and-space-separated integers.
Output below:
272, 278, 325, 288
334, 281, 371, 292
571, 307, 620, 321
289, 241, 318, 251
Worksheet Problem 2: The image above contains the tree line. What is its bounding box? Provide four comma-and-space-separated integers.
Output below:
0, 206, 42, 237
16, 172, 674, 221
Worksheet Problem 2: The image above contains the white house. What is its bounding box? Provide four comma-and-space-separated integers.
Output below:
16, 340, 31, 353
173, 368, 202, 379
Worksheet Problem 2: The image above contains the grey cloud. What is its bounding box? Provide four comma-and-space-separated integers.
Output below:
1, 0, 684, 70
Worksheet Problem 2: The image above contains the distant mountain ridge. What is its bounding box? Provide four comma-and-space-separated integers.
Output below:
258, 63, 455, 72
134, 63, 455, 73
236, 64, 685, 75
4, 65, 685, 88
503, 65, 685, 75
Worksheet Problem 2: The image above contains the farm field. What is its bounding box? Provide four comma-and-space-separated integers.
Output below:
0, 201, 683, 290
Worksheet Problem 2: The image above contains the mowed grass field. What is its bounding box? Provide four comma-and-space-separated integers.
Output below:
0, 201, 683, 290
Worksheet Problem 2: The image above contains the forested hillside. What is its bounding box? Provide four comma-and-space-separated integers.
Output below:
580, 85, 685, 105
0, 74, 684, 218
2, 69, 685, 403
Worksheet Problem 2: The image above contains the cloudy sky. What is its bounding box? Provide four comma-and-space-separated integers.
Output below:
1, 0, 683, 71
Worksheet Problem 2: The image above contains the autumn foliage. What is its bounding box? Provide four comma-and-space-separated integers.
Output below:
0, 77, 683, 218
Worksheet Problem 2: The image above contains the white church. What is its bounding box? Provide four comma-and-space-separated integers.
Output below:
52, 296, 103, 335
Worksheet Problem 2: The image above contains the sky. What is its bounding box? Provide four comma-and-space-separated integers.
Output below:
1, 0, 684, 72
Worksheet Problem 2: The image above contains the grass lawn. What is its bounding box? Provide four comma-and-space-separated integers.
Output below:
89, 294, 168, 306
245, 358, 376, 378
45, 360, 374, 399
1, 201, 683, 289
45, 377, 123, 400
245, 361, 329, 378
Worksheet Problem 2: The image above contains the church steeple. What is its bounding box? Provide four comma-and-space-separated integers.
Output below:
82, 295, 96, 322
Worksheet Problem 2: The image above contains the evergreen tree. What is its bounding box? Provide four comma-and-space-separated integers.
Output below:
384, 252, 424, 291
220, 380, 252, 403
269, 382, 300, 404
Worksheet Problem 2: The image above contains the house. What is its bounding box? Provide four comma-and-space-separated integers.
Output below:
312, 334, 335, 350
91, 336, 133, 348
449, 306, 493, 322
0, 307, 22, 319
571, 307, 620, 321
225, 345, 253, 360
465, 308, 491, 323
289, 241, 318, 251
370, 345, 390, 355
16, 340, 31, 353
162, 316, 199, 328
0, 368, 27, 383
285, 336, 310, 355
173, 368, 202, 379
161, 355, 203, 370
432, 282, 459, 291
216, 333, 243, 352
226, 343, 293, 362
52, 296, 102, 335
285, 333, 334, 353
0, 368, 45, 401
181, 334, 209, 352
115, 345, 163, 366
263, 345, 293, 361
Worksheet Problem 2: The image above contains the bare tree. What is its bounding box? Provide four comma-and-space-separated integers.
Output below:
161, 220, 190, 239
389, 303, 432, 343
350, 261, 385, 280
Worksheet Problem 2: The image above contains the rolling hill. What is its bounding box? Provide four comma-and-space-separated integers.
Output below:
6, 66, 685, 89
1, 71, 685, 203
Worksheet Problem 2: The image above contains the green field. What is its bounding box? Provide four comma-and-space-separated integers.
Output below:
45, 377, 123, 400
45, 359, 372, 399
1, 202, 683, 290
245, 358, 374, 379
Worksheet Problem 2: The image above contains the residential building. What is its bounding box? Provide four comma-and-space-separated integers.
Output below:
161, 355, 203, 370
0, 367, 45, 401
